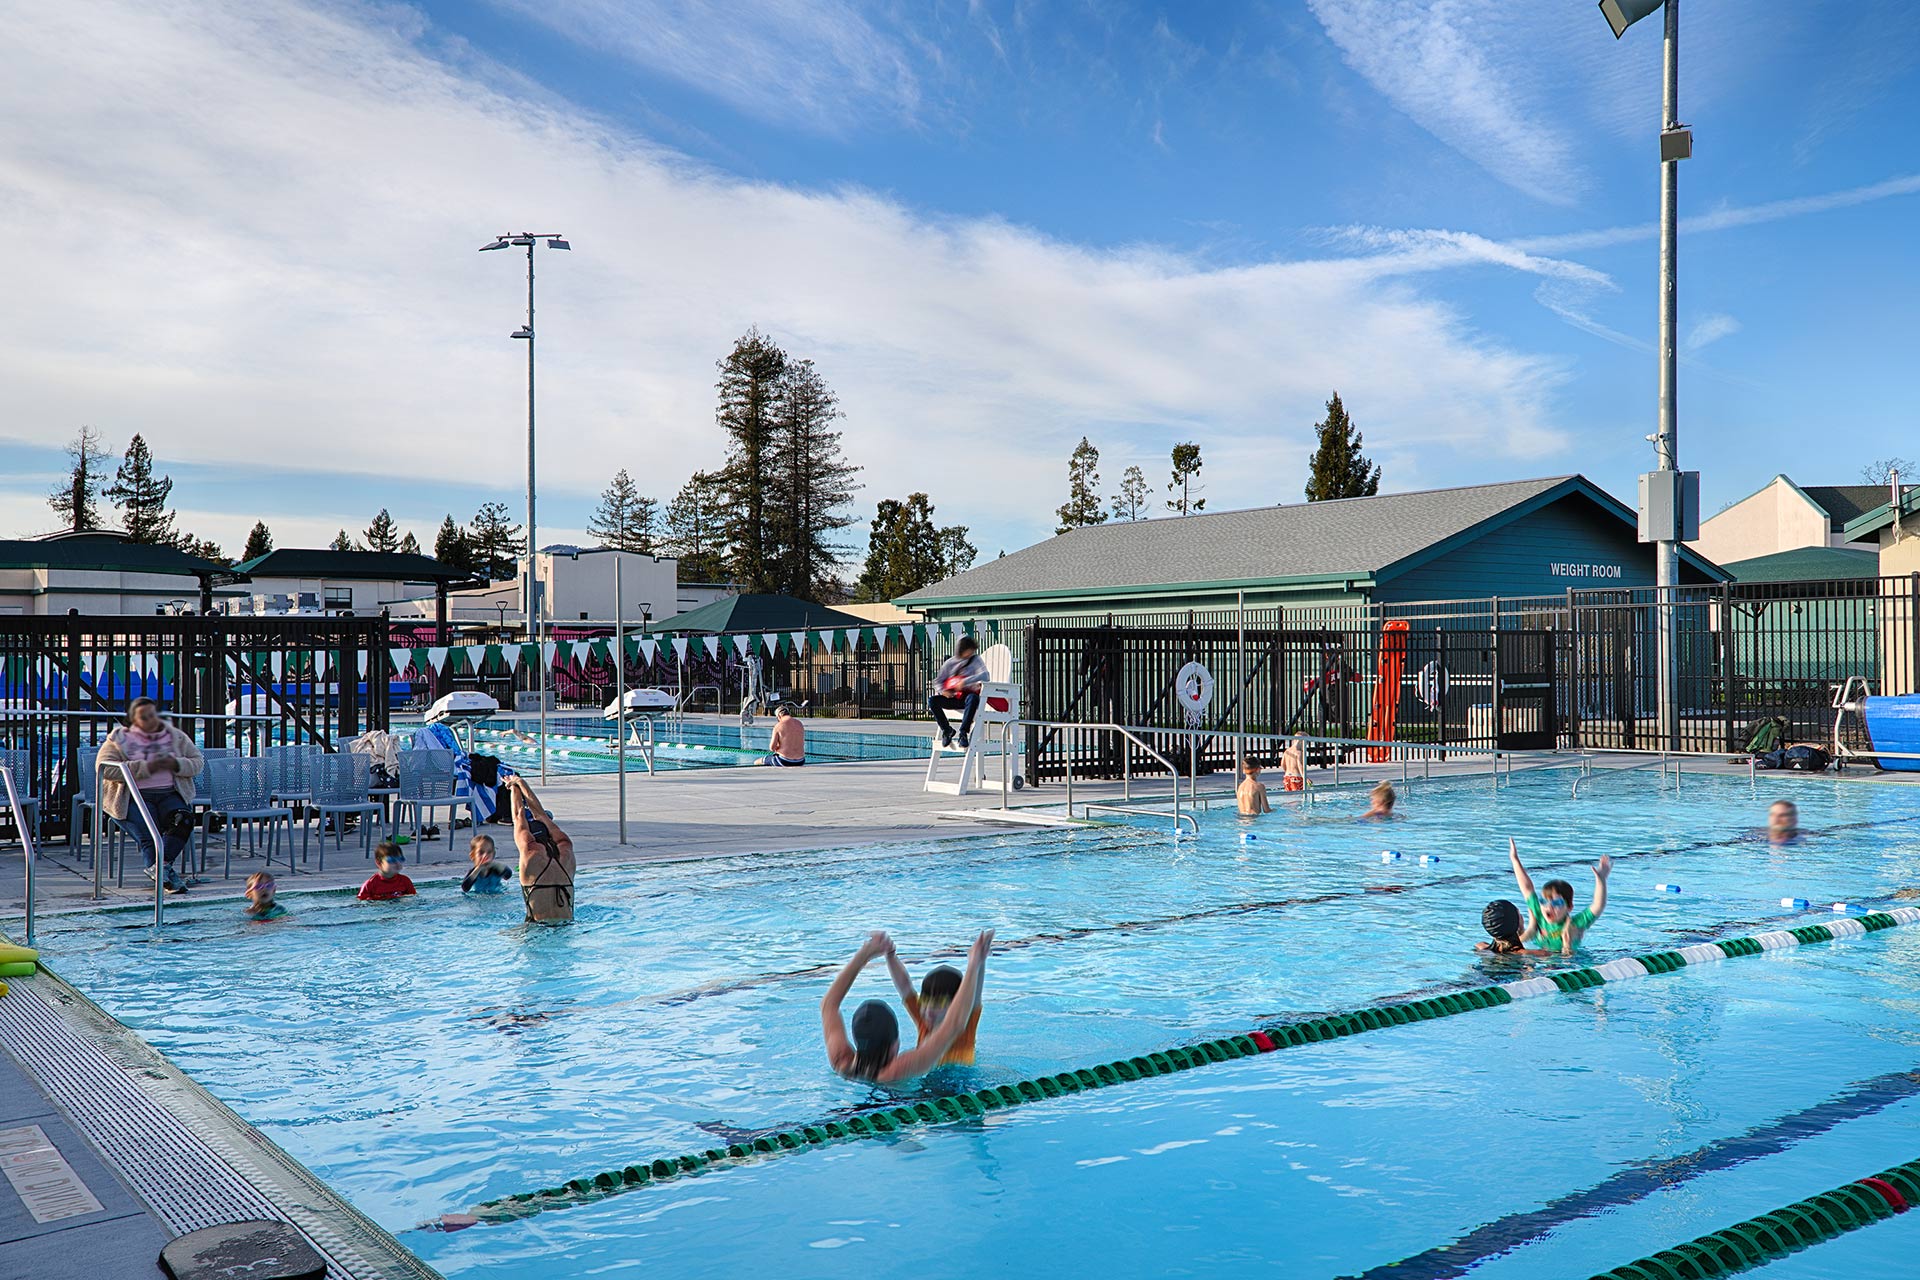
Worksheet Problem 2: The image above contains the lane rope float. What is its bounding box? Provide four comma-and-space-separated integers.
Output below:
1586, 1155, 1920, 1279
435, 906, 1920, 1231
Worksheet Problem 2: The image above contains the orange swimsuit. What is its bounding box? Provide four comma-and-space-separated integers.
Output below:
904, 994, 982, 1066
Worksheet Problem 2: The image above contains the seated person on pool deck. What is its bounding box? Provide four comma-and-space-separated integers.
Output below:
244, 871, 287, 921
1281, 734, 1308, 792
1508, 838, 1610, 955
823, 929, 992, 1084
928, 636, 990, 748
1359, 780, 1401, 820
1474, 899, 1547, 956
462, 834, 514, 894
761, 704, 806, 767
884, 938, 985, 1066
358, 842, 417, 901
1237, 760, 1272, 816
1767, 800, 1799, 844
510, 776, 575, 924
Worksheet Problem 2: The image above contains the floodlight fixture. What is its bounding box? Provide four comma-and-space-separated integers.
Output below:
1600, 0, 1664, 39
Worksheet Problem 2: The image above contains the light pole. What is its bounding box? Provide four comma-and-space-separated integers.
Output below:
1601, 0, 1697, 750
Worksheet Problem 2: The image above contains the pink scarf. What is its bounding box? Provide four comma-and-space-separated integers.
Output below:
124, 725, 175, 791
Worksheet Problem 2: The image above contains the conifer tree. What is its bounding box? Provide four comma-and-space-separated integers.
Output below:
771, 357, 860, 600
104, 434, 178, 544
329, 529, 356, 552
48, 426, 110, 533
466, 501, 526, 581
712, 329, 789, 593
1111, 465, 1149, 521
1304, 393, 1380, 501
1167, 442, 1206, 514
854, 493, 974, 601
587, 468, 657, 553
433, 515, 473, 575
241, 521, 273, 561
397, 531, 421, 556
363, 508, 400, 553
1055, 437, 1106, 534
661, 472, 726, 583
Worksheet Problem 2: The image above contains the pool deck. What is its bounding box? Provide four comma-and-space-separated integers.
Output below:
3, 738, 1917, 1280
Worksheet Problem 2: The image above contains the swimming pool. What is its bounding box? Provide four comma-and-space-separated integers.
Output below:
30, 766, 1920, 1277
461, 716, 929, 773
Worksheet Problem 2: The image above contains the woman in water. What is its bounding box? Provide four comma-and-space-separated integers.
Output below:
509, 776, 575, 923
822, 929, 992, 1084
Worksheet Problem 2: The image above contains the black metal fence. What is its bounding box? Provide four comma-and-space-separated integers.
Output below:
1013, 574, 1920, 781
1, 614, 392, 838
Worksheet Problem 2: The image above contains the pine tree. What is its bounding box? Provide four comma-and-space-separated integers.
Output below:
363, 508, 400, 553
241, 521, 273, 561
1111, 465, 1149, 521
1055, 437, 1106, 534
713, 329, 790, 593
1304, 392, 1381, 501
177, 535, 226, 564
587, 468, 657, 553
467, 501, 525, 581
771, 358, 860, 600
853, 494, 974, 602
661, 472, 726, 583
329, 529, 356, 552
397, 531, 421, 556
434, 515, 474, 574
104, 434, 178, 544
48, 426, 111, 533
1168, 442, 1206, 514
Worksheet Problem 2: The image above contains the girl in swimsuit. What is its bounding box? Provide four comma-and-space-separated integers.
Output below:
823, 930, 992, 1085
509, 777, 575, 924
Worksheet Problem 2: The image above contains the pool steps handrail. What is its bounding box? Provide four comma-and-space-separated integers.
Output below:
1, 763, 41, 946
89, 760, 168, 927
442, 904, 1920, 1229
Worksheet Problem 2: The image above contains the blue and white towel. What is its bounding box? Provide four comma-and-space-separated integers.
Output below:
412, 722, 515, 822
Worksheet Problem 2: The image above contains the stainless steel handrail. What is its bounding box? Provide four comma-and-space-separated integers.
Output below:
619, 716, 657, 776
92, 760, 169, 924
996, 719, 1191, 836
1, 765, 40, 946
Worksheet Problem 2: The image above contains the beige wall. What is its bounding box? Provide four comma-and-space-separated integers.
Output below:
0, 567, 229, 615
1690, 477, 1831, 565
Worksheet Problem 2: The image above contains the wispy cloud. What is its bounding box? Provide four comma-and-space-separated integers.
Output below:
485, 0, 922, 133
1514, 173, 1920, 254
1685, 313, 1740, 354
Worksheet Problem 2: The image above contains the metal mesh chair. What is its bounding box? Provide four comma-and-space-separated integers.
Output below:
310, 753, 382, 865
0, 748, 39, 853
395, 749, 469, 853
198, 757, 296, 879
264, 744, 318, 802
67, 748, 126, 875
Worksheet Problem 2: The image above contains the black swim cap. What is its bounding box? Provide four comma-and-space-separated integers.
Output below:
851, 1000, 897, 1054
1482, 899, 1521, 942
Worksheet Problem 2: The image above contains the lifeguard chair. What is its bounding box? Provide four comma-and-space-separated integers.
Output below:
925, 643, 1020, 795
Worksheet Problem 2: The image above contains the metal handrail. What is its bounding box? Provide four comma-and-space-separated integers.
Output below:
995, 719, 1192, 836
618, 716, 657, 775
92, 760, 169, 925
2, 765, 40, 946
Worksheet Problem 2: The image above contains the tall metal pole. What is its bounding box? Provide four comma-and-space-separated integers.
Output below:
1655, 0, 1681, 750
614, 555, 627, 844
527, 242, 550, 780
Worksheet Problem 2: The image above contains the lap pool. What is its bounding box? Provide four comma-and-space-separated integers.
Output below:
461, 716, 930, 773
28, 766, 1920, 1278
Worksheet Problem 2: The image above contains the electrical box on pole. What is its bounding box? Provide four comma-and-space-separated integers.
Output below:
1638, 470, 1699, 543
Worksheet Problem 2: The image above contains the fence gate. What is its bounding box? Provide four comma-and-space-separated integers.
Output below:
1494, 629, 1557, 750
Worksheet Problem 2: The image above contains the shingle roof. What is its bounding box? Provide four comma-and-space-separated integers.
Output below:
0, 532, 237, 577
236, 548, 466, 581
650, 593, 869, 635
902, 476, 1597, 605
1721, 546, 1880, 583
1802, 485, 1915, 531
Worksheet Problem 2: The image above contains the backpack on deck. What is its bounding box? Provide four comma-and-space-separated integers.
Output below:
1744, 715, 1788, 754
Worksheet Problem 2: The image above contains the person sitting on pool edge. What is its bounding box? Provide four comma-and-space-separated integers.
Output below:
244, 871, 287, 921
358, 842, 416, 901
1508, 838, 1610, 954
823, 929, 992, 1084
462, 833, 514, 894
1474, 899, 1546, 955
1359, 780, 1400, 820
1237, 759, 1272, 816
760, 704, 806, 767
510, 776, 575, 924
884, 939, 985, 1066
1767, 800, 1799, 844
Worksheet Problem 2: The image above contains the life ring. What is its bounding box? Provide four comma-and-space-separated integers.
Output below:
1175, 662, 1216, 717
1415, 660, 1447, 711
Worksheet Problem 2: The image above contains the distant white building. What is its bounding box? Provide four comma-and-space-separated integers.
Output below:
0, 531, 244, 615
1690, 476, 1916, 566
383, 547, 731, 630
233, 547, 474, 616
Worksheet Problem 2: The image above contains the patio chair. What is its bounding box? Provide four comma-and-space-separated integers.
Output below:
0, 748, 39, 853
309, 753, 382, 865
198, 757, 297, 880
395, 748, 470, 854
68, 747, 127, 875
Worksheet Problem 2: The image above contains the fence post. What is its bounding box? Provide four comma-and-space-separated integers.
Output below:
1911, 573, 1919, 697
339, 624, 359, 745
1720, 582, 1735, 751
207, 620, 229, 749
1436, 627, 1448, 758
1490, 598, 1503, 750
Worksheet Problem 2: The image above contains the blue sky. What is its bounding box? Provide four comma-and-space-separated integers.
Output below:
1, 1, 1916, 564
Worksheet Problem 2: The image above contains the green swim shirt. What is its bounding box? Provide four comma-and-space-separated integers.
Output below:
1526, 892, 1594, 950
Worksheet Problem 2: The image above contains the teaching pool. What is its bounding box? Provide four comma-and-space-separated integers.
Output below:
460, 716, 931, 773
28, 766, 1920, 1278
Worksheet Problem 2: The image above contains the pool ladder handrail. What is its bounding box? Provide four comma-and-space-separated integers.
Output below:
3, 763, 43, 946
993, 719, 1195, 838
617, 714, 657, 775
87, 759, 169, 930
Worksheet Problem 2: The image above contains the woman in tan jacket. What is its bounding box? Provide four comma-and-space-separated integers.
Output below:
98, 698, 205, 894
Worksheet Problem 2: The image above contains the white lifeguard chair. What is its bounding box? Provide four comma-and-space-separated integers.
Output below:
925, 643, 1020, 796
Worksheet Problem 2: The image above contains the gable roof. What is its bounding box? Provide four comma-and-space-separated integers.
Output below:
1801, 485, 1914, 531
0, 532, 241, 579
1840, 487, 1920, 544
900, 475, 1726, 607
236, 548, 469, 582
1721, 545, 1880, 583
648, 593, 867, 635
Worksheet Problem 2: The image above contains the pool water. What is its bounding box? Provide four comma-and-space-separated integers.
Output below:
464, 716, 929, 773
30, 767, 1920, 1278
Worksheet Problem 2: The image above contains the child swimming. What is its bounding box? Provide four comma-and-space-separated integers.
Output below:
1508, 838, 1610, 954
244, 871, 286, 921
1474, 899, 1546, 955
461, 834, 514, 895
1237, 760, 1272, 815
1360, 781, 1400, 820
823, 930, 991, 1084
885, 939, 984, 1066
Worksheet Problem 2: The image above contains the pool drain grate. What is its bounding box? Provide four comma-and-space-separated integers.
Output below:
444, 905, 1920, 1228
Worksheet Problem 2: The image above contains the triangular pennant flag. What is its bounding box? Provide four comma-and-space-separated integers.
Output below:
573, 640, 592, 665
790, 631, 808, 655
267, 652, 284, 680
502, 644, 521, 672
427, 646, 449, 675
541, 641, 558, 668
640, 638, 658, 665
675, 637, 691, 664
455, 645, 477, 673
411, 647, 429, 675
819, 629, 837, 652
924, 624, 939, 649
760, 633, 778, 656
317, 650, 332, 680
733, 634, 751, 658
390, 649, 411, 676
703, 636, 719, 661
483, 644, 502, 673
520, 643, 538, 669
